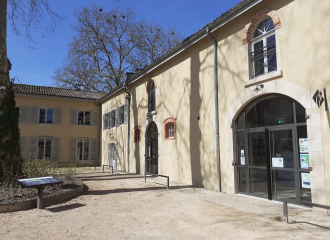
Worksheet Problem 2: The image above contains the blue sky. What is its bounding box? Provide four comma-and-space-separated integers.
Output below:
8, 0, 242, 87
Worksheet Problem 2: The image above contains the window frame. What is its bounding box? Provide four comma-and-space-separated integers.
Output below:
163, 117, 177, 141
133, 126, 142, 143
250, 18, 277, 78
118, 105, 125, 126
37, 137, 52, 160
77, 110, 91, 126
146, 79, 157, 114
39, 108, 53, 124
76, 138, 90, 161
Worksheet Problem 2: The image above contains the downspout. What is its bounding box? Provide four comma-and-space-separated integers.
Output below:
206, 27, 221, 192
124, 82, 131, 172
98, 103, 102, 167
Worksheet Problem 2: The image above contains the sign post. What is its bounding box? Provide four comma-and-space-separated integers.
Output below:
17, 176, 63, 209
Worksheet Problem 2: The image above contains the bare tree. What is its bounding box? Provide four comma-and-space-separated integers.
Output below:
1, 0, 61, 99
53, 5, 185, 93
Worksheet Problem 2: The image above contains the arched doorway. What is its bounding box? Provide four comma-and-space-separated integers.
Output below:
146, 122, 158, 174
236, 94, 311, 202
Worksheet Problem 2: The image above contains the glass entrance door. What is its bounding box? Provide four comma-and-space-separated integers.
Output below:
146, 122, 158, 174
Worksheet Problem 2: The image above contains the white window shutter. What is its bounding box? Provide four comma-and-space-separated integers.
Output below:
92, 111, 98, 126
70, 138, 77, 161
30, 107, 39, 124
115, 108, 119, 126
70, 109, 77, 125
108, 112, 112, 128
19, 106, 29, 123
20, 137, 27, 158
124, 103, 128, 124
29, 137, 38, 159
52, 137, 60, 161
54, 108, 62, 125
90, 138, 97, 161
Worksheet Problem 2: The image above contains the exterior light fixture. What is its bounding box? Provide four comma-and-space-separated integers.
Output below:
253, 83, 264, 91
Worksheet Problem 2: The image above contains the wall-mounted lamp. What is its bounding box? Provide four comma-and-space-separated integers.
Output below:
253, 83, 264, 91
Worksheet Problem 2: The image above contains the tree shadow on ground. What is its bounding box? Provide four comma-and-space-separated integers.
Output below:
46, 203, 85, 213
83, 185, 194, 195
78, 173, 139, 179
80, 176, 145, 181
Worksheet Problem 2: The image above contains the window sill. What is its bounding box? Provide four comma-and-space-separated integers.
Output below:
146, 110, 157, 117
244, 70, 283, 87
164, 137, 176, 141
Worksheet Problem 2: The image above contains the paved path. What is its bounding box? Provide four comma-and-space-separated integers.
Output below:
1, 169, 330, 239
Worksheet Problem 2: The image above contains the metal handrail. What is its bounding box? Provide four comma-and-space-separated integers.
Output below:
144, 172, 169, 189
102, 165, 114, 174
282, 200, 330, 223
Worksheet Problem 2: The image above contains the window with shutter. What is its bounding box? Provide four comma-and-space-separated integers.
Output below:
70, 109, 78, 125
19, 106, 29, 123
90, 138, 97, 161
29, 137, 38, 159
20, 137, 27, 158
30, 107, 39, 124
115, 108, 119, 126
54, 108, 62, 125
107, 112, 111, 129
52, 137, 60, 161
133, 126, 142, 143
92, 111, 98, 126
70, 138, 77, 161
124, 103, 128, 124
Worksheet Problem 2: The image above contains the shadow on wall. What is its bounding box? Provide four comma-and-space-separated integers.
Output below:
131, 87, 141, 174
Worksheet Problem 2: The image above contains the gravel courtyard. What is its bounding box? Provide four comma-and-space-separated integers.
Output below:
1, 168, 330, 239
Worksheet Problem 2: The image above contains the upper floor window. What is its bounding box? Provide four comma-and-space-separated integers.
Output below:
148, 80, 156, 113
118, 105, 125, 125
133, 126, 141, 143
78, 111, 91, 125
251, 18, 277, 78
39, 108, 53, 124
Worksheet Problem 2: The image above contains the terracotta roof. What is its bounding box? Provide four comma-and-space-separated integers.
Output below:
14, 84, 105, 100
98, 0, 254, 103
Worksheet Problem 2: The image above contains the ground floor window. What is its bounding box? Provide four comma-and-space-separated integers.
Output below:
77, 139, 89, 161
38, 137, 52, 160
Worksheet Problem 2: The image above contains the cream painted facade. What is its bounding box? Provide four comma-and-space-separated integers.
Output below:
99, 0, 330, 207
16, 94, 100, 165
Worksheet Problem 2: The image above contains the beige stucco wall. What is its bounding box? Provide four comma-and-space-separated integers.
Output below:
101, 0, 330, 205
16, 95, 100, 164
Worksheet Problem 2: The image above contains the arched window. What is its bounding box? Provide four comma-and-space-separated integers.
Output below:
251, 18, 277, 78
149, 81, 156, 112
163, 117, 176, 141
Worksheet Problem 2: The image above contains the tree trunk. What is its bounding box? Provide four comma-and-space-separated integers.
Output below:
0, 0, 9, 101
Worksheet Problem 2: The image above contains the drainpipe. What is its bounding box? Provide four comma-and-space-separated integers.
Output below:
124, 75, 132, 172
206, 27, 221, 192
98, 103, 102, 167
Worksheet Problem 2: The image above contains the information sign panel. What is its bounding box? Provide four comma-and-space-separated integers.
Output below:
17, 176, 63, 188
272, 157, 284, 168
301, 173, 311, 189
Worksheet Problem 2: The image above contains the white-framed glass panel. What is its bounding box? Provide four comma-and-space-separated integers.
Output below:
251, 18, 277, 78
38, 137, 52, 160
39, 108, 53, 124
168, 123, 174, 138
77, 138, 89, 161
78, 111, 91, 125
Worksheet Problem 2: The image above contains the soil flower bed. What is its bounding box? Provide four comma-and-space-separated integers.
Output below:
0, 177, 82, 205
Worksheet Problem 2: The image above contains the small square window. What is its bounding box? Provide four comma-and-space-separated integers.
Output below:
39, 108, 53, 124
78, 111, 91, 125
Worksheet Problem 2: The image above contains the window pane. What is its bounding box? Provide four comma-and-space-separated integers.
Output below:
246, 96, 294, 128
250, 168, 268, 197
169, 123, 174, 138
237, 112, 245, 129
39, 109, 46, 123
253, 40, 264, 77
267, 35, 277, 73
46, 109, 53, 123
248, 132, 267, 167
84, 139, 89, 160
296, 103, 306, 123
239, 167, 247, 193
238, 131, 245, 166
272, 170, 296, 199
77, 140, 83, 160
45, 138, 52, 160
38, 138, 44, 159
84, 111, 91, 125
78, 111, 84, 125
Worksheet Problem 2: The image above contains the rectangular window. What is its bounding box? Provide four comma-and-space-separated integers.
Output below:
135, 129, 140, 142
78, 111, 91, 125
118, 106, 124, 125
38, 137, 52, 160
149, 91, 156, 112
77, 138, 89, 161
39, 108, 53, 124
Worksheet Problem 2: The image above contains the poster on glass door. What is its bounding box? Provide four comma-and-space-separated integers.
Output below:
301, 172, 311, 189
299, 138, 309, 153
300, 154, 309, 169
272, 157, 284, 168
